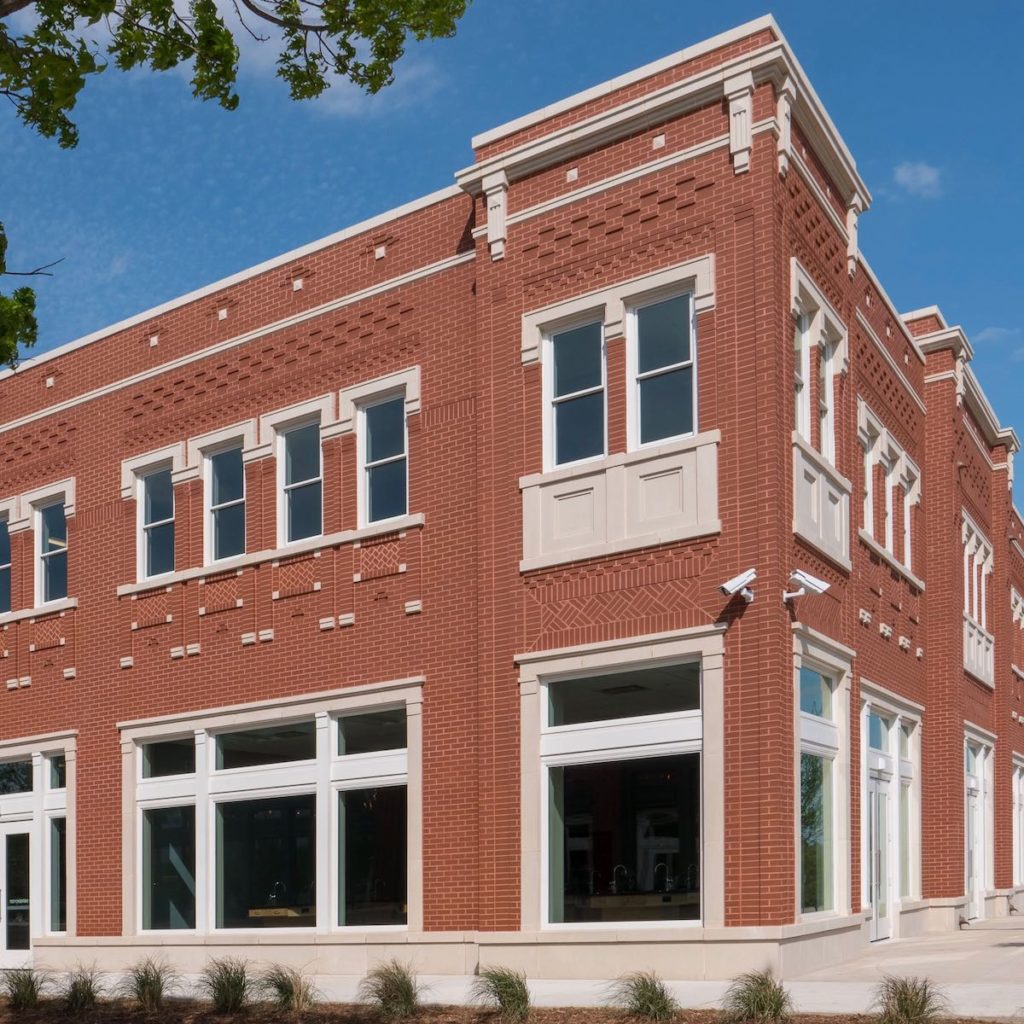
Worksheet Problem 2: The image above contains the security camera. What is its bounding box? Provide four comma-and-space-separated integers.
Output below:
783, 569, 831, 601
720, 568, 756, 603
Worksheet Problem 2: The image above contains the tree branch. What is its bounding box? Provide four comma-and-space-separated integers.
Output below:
0, 0, 34, 19
236, 0, 325, 34
2, 256, 64, 277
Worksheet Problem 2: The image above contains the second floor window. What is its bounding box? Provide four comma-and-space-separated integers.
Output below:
363, 396, 408, 524
38, 500, 67, 603
550, 321, 604, 467
142, 469, 175, 578
0, 519, 10, 614
209, 447, 245, 560
282, 423, 322, 543
631, 292, 695, 445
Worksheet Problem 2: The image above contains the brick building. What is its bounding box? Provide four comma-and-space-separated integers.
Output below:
0, 15, 1021, 980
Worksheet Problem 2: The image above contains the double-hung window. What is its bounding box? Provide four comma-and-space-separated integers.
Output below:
0, 518, 10, 614
141, 468, 175, 578
630, 292, 696, 446
362, 396, 408, 525
37, 500, 67, 604
794, 314, 810, 441
281, 423, 322, 543
548, 321, 605, 467
208, 447, 245, 561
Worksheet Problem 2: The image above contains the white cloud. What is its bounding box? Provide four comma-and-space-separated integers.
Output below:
974, 326, 1021, 345
893, 161, 943, 199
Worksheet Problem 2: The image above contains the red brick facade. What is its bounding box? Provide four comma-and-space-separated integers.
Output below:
0, 16, 1020, 977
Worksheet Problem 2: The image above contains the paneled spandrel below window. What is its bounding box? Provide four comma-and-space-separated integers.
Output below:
548, 753, 700, 924
216, 794, 316, 929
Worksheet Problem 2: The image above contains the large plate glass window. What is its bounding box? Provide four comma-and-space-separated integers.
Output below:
543, 662, 702, 925
549, 321, 604, 467
631, 293, 695, 445
141, 468, 175, 578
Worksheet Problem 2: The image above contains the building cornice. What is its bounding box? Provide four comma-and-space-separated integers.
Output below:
457, 30, 870, 215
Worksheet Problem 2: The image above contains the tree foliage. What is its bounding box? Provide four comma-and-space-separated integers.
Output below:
0, 0, 468, 366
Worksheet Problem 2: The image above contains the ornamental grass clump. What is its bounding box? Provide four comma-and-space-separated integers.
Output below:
2, 967, 50, 1011
609, 971, 679, 1021
260, 964, 319, 1013
199, 956, 252, 1014
62, 964, 103, 1012
873, 975, 948, 1024
358, 959, 421, 1019
721, 970, 792, 1024
121, 956, 178, 1012
471, 965, 531, 1022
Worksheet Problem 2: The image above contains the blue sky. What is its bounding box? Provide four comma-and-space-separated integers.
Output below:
2, 1, 1022, 440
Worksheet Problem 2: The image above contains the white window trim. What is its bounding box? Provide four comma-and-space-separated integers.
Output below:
0, 509, 11, 614
120, 678, 423, 938
791, 259, 847, 467
338, 367, 421, 434
516, 625, 726, 932
794, 313, 811, 444
25, 481, 75, 609
625, 287, 698, 452
962, 511, 994, 630
1013, 756, 1024, 889
964, 723, 996, 912
136, 465, 176, 582
793, 624, 852, 922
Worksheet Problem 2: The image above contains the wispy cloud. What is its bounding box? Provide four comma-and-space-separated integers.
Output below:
974, 326, 1022, 345
892, 161, 943, 199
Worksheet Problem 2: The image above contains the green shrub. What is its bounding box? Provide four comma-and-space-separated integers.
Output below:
2, 967, 50, 1010
358, 959, 420, 1019
609, 971, 678, 1021
873, 975, 948, 1024
721, 970, 792, 1024
62, 964, 102, 1012
471, 966, 531, 1022
199, 956, 252, 1013
121, 956, 178, 1012
260, 964, 318, 1012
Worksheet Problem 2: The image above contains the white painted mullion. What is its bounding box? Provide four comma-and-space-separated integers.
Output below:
315, 713, 331, 933
194, 730, 209, 934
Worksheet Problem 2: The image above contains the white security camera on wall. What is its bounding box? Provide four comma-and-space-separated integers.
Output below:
784, 569, 830, 601
719, 568, 756, 603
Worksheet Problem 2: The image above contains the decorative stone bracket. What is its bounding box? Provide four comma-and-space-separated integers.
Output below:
482, 170, 509, 261
725, 72, 754, 174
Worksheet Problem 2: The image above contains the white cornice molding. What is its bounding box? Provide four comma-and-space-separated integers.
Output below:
0, 185, 463, 385
901, 305, 947, 330
458, 37, 870, 212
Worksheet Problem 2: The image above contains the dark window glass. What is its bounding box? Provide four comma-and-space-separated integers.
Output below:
799, 667, 832, 718
0, 520, 10, 615
637, 295, 690, 373
39, 502, 67, 602
5, 832, 30, 949
800, 753, 833, 913
49, 754, 66, 790
340, 786, 407, 926
211, 448, 244, 506
368, 461, 407, 523
555, 391, 604, 465
639, 367, 693, 444
146, 522, 175, 577
553, 323, 602, 397
216, 794, 316, 929
216, 722, 316, 770
214, 502, 246, 561
143, 469, 174, 526
338, 710, 407, 755
143, 738, 196, 778
548, 753, 700, 924
0, 761, 32, 794
549, 664, 700, 727
143, 806, 196, 930
50, 817, 66, 932
287, 480, 322, 542
284, 423, 320, 486
365, 398, 405, 463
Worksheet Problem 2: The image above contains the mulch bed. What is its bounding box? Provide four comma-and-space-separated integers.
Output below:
0, 1007, 1005, 1024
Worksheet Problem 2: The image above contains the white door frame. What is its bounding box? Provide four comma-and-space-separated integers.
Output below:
866, 766, 894, 941
0, 822, 33, 968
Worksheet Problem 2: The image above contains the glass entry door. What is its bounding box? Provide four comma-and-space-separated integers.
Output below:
867, 776, 891, 941
0, 827, 31, 966
966, 783, 984, 920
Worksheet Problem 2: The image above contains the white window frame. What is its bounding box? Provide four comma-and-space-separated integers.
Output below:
277, 420, 323, 547
791, 260, 847, 468
793, 626, 852, 922
794, 313, 811, 443
964, 724, 995, 917
137, 464, 175, 581
0, 512, 11, 614
121, 680, 422, 937
817, 339, 835, 464
204, 444, 247, 565
1013, 758, 1024, 889
543, 313, 608, 472
358, 392, 409, 529
962, 511, 993, 630
33, 497, 69, 607
626, 287, 698, 451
